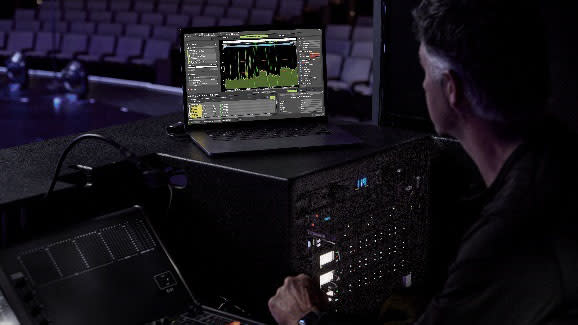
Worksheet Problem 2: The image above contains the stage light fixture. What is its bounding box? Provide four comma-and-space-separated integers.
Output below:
5, 51, 29, 93
60, 60, 88, 100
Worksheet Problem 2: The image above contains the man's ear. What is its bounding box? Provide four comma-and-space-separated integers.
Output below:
441, 70, 466, 113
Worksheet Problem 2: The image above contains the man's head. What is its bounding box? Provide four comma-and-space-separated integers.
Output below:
413, 0, 549, 138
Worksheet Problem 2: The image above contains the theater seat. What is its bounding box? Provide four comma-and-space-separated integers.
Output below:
0, 31, 35, 57
182, 0, 205, 4
115, 11, 139, 25
158, 3, 180, 14
97, 23, 123, 36
325, 53, 343, 80
278, 0, 304, 20
52, 33, 88, 60
181, 5, 203, 16
103, 37, 143, 64
210, 0, 231, 6
24, 32, 61, 58
14, 21, 41, 32
77, 35, 116, 62
86, 1, 107, 11
204, 6, 226, 18
69, 22, 96, 34
140, 13, 164, 25
327, 24, 352, 40
231, 0, 254, 8
218, 18, 243, 26
306, 0, 329, 10
63, 0, 84, 10
64, 10, 87, 22
326, 39, 351, 57
0, 20, 13, 32
89, 11, 113, 23
14, 9, 36, 21
192, 16, 217, 27
356, 16, 373, 26
134, 1, 155, 13
249, 9, 274, 25
131, 39, 172, 66
226, 8, 249, 22
353, 73, 373, 96
352, 26, 373, 41
351, 41, 373, 58
110, 0, 131, 12
41, 21, 69, 33
152, 26, 179, 44
255, 0, 278, 10
327, 57, 372, 92
37, 9, 62, 22
166, 14, 190, 28
125, 24, 152, 38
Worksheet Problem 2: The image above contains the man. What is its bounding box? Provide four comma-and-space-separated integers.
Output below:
269, 0, 578, 324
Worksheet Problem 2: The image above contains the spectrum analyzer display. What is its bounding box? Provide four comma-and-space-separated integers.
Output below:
183, 29, 325, 125
221, 38, 299, 90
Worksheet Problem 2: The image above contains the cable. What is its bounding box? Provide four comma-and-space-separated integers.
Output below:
44, 134, 135, 199
166, 184, 174, 218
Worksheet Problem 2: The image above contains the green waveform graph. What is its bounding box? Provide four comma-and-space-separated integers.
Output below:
221, 39, 299, 91
225, 67, 298, 89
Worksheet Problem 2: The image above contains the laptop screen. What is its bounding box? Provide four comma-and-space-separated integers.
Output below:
182, 27, 326, 126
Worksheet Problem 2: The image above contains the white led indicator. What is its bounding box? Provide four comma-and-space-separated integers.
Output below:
319, 251, 335, 268
319, 270, 334, 286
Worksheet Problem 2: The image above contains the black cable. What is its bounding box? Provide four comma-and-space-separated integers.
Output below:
44, 133, 135, 199
166, 184, 174, 218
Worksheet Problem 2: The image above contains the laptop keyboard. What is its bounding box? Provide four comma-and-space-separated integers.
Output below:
206, 124, 330, 141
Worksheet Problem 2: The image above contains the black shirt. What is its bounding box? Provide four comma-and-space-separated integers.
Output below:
416, 124, 578, 324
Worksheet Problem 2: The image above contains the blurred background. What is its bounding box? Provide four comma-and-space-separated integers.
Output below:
0, 0, 375, 126
1, 0, 577, 149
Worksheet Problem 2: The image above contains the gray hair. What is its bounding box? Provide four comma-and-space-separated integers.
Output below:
413, 0, 549, 136
422, 44, 506, 123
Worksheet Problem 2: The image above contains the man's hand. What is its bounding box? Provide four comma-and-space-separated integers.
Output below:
268, 274, 328, 325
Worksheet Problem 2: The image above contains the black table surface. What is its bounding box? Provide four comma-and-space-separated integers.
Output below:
0, 112, 427, 205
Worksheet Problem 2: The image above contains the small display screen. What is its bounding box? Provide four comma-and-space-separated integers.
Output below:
319, 270, 334, 287
319, 251, 335, 267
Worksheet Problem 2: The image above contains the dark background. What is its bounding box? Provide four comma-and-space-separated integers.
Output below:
379, 0, 578, 132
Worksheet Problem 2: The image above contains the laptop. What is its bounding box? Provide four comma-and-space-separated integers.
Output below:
0, 206, 265, 325
179, 25, 362, 156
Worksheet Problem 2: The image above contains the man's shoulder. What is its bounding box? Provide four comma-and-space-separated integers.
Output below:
456, 210, 554, 263
483, 124, 578, 223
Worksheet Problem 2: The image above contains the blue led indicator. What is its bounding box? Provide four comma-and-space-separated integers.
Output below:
324, 216, 331, 221
356, 177, 368, 189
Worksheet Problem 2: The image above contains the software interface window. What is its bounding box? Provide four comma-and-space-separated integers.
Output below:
184, 29, 326, 125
